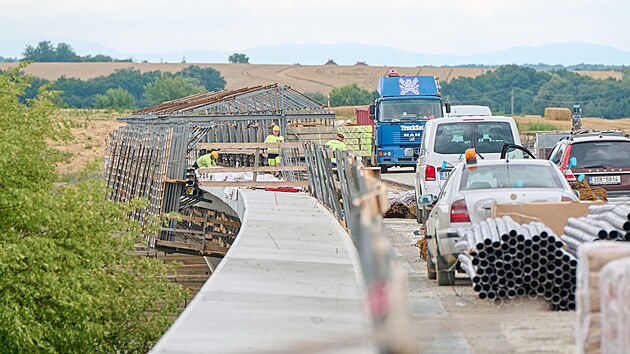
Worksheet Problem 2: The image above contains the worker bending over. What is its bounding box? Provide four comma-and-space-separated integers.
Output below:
194, 150, 219, 168
325, 132, 347, 165
264, 125, 285, 166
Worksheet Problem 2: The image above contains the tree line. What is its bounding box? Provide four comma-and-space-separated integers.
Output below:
18, 65, 227, 111
305, 65, 629, 119
21, 41, 133, 62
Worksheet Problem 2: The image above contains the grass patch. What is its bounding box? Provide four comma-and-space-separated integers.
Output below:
517, 121, 560, 132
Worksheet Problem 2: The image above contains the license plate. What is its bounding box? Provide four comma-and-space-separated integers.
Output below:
440, 171, 450, 180
589, 176, 621, 185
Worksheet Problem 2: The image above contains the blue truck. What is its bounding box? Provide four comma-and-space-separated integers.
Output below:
369, 72, 448, 173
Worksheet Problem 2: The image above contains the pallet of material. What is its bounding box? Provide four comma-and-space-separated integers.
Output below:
577, 242, 630, 353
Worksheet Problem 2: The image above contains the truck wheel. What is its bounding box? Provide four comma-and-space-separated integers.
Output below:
436, 248, 455, 286
380, 165, 388, 174
426, 247, 437, 280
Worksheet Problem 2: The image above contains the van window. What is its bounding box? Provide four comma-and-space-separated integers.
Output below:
433, 121, 514, 154
434, 123, 474, 154
475, 122, 515, 153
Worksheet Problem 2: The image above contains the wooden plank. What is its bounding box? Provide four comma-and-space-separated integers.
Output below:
161, 227, 205, 235
207, 219, 241, 227
197, 165, 307, 174
196, 142, 303, 150
198, 180, 309, 188
162, 177, 187, 184
177, 215, 207, 223
156, 240, 228, 255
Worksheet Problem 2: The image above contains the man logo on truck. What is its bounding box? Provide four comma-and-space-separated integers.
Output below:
399, 78, 420, 95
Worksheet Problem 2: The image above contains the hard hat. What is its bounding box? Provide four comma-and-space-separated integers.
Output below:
336, 132, 345, 139
272, 125, 280, 131
387, 69, 399, 77
211, 151, 219, 159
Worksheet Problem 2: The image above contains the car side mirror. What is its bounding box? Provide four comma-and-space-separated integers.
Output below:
418, 194, 436, 206
445, 102, 451, 114
568, 157, 577, 169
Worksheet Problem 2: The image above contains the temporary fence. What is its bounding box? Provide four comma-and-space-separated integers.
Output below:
304, 142, 412, 353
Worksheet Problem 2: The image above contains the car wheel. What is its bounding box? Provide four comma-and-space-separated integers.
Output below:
426, 246, 437, 280
436, 247, 455, 286
380, 165, 388, 174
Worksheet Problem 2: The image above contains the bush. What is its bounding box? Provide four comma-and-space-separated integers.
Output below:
329, 84, 372, 107
94, 88, 136, 111
0, 64, 186, 353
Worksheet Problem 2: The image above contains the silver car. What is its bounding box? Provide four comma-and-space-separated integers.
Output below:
418, 158, 578, 285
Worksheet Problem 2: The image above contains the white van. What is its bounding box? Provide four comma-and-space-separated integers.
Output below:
414, 116, 521, 223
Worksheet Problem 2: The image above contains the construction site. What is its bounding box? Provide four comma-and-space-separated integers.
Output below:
89, 75, 630, 354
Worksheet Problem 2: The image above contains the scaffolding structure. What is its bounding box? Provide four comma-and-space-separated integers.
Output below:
105, 84, 334, 255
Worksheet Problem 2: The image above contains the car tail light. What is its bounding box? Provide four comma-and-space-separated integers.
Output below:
425, 165, 436, 181
450, 199, 470, 223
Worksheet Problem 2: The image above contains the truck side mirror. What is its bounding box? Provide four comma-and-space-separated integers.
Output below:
369, 104, 375, 115
445, 102, 451, 114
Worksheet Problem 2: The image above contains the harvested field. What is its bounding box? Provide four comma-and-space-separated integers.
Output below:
2, 62, 622, 94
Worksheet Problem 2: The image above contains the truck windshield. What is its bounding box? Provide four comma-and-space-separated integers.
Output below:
378, 99, 442, 123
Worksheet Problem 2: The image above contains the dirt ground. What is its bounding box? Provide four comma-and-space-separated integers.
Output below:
382, 217, 576, 353
50, 109, 125, 176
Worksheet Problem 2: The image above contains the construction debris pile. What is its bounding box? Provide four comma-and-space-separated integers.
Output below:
561, 203, 630, 256
385, 191, 417, 219
458, 216, 577, 310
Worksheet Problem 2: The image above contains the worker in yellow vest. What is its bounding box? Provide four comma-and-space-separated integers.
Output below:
193, 150, 219, 168
264, 125, 284, 166
325, 132, 347, 165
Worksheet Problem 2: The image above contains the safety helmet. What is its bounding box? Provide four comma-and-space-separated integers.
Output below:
272, 125, 280, 131
336, 132, 345, 139
210, 151, 219, 159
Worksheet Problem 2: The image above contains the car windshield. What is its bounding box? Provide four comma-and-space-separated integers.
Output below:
460, 164, 565, 190
434, 122, 515, 154
378, 99, 443, 122
569, 141, 630, 168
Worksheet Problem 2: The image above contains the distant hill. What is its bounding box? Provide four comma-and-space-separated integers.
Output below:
0, 62, 623, 95
1, 39, 629, 66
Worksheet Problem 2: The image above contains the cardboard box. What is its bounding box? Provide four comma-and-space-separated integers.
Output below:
491, 202, 598, 237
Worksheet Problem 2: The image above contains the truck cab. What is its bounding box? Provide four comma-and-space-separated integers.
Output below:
371, 73, 445, 173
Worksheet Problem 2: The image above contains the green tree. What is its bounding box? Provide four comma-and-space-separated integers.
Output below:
22, 40, 56, 62
94, 88, 137, 111
304, 91, 327, 103
144, 76, 206, 106
228, 53, 249, 64
178, 65, 226, 91
0, 64, 187, 352
329, 84, 373, 106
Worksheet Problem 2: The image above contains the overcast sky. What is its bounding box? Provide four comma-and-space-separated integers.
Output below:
1, 0, 628, 55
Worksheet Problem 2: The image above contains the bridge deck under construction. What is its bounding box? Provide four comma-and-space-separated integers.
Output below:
150, 188, 375, 354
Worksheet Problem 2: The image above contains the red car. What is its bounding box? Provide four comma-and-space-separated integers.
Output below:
548, 135, 630, 197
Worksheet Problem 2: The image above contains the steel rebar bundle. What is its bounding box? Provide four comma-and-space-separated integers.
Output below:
561, 203, 630, 256
459, 216, 577, 311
